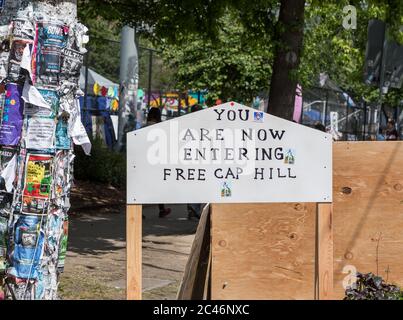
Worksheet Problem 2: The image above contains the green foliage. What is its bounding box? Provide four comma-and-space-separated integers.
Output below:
79, 0, 403, 106
299, 0, 403, 104
77, 14, 121, 84
344, 272, 403, 300
158, 9, 273, 103
74, 138, 126, 189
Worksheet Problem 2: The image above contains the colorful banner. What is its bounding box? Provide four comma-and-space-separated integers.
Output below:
0, 84, 24, 146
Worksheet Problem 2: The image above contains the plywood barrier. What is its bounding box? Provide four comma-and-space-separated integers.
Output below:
210, 141, 403, 300
211, 203, 317, 300
333, 141, 403, 299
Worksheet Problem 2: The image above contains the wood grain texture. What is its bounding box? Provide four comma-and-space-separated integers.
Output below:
211, 203, 316, 300
210, 142, 403, 300
317, 203, 333, 300
333, 141, 403, 299
127, 204, 142, 300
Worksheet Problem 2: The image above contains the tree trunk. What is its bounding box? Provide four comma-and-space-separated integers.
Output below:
267, 0, 305, 120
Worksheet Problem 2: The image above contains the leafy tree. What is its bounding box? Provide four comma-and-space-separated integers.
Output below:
78, 15, 121, 83
79, 0, 403, 118
159, 10, 273, 104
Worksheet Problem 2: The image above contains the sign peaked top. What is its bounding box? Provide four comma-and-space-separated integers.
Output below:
127, 101, 332, 204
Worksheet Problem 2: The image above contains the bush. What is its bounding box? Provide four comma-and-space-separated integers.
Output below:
344, 272, 403, 300
74, 137, 126, 190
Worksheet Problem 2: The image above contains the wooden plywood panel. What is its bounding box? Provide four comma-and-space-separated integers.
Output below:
210, 141, 403, 300
211, 203, 316, 300
333, 141, 403, 299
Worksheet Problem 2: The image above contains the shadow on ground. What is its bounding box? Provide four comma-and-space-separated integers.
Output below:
61, 182, 199, 299
67, 204, 198, 256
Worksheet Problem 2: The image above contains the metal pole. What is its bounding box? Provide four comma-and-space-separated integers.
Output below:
147, 50, 153, 111
83, 49, 89, 112
177, 91, 181, 117
116, 26, 139, 152
363, 101, 367, 141
324, 90, 329, 127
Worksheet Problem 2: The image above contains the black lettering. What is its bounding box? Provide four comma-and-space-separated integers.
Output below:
236, 167, 243, 178
288, 168, 296, 178
239, 148, 249, 160
188, 169, 195, 180
200, 128, 211, 141
261, 148, 272, 160
242, 128, 252, 141
214, 109, 225, 120
216, 129, 224, 140
239, 109, 249, 121
198, 169, 206, 181
257, 129, 267, 141
275, 147, 284, 160
214, 168, 223, 178
176, 169, 185, 180
228, 110, 236, 121
211, 148, 219, 160
183, 129, 196, 141
225, 148, 234, 160
270, 129, 285, 140
184, 148, 192, 160
163, 169, 171, 181
225, 168, 236, 179
254, 168, 264, 180
277, 168, 287, 178
196, 148, 206, 160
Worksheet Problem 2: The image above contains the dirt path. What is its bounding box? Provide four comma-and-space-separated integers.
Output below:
59, 182, 198, 300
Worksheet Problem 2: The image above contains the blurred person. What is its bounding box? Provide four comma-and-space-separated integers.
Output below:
385, 119, 399, 141
377, 128, 385, 141
314, 121, 326, 132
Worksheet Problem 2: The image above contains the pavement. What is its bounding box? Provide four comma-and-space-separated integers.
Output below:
59, 203, 199, 300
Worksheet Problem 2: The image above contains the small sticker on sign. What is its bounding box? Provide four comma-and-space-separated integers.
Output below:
221, 181, 232, 198
254, 111, 264, 123
284, 149, 296, 165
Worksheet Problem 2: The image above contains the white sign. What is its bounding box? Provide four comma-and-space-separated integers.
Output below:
127, 102, 332, 204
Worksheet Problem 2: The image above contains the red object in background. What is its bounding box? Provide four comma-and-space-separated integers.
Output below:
0, 290, 4, 300
215, 99, 222, 105
101, 86, 108, 97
